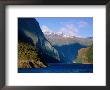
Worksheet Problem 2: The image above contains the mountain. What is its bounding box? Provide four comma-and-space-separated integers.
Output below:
74, 45, 93, 64
43, 31, 92, 46
42, 29, 92, 64
18, 18, 61, 67
54, 43, 87, 64
87, 37, 93, 39
43, 30, 76, 39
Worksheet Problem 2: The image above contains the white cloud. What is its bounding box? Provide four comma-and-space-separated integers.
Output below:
78, 21, 88, 28
65, 23, 78, 33
41, 25, 52, 33
60, 27, 77, 36
41, 24, 79, 37
59, 22, 78, 36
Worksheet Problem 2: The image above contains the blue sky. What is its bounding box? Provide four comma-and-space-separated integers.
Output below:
36, 17, 93, 38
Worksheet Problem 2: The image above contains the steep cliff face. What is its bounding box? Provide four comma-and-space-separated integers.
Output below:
18, 18, 60, 64
74, 45, 93, 64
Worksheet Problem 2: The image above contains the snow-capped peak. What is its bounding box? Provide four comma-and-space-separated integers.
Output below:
43, 30, 76, 38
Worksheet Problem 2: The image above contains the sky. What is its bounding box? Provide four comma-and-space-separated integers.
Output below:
36, 17, 93, 38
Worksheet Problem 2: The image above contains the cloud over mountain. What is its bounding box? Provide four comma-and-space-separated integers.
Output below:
41, 23, 79, 37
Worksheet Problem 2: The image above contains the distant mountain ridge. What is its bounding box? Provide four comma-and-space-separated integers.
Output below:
44, 31, 92, 46
43, 29, 93, 38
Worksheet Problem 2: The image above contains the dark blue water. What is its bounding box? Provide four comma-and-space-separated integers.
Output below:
18, 64, 93, 73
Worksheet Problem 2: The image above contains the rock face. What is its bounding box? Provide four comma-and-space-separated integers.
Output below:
74, 45, 93, 64
18, 18, 60, 64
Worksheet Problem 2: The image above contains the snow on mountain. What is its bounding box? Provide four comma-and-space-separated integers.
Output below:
42, 29, 75, 38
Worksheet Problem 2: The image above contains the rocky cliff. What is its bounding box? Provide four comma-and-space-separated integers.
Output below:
18, 18, 60, 68
74, 45, 93, 64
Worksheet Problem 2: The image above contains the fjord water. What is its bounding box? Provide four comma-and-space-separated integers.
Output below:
18, 63, 93, 73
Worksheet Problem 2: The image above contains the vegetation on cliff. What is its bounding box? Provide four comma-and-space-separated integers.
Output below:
18, 42, 47, 68
74, 45, 93, 64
